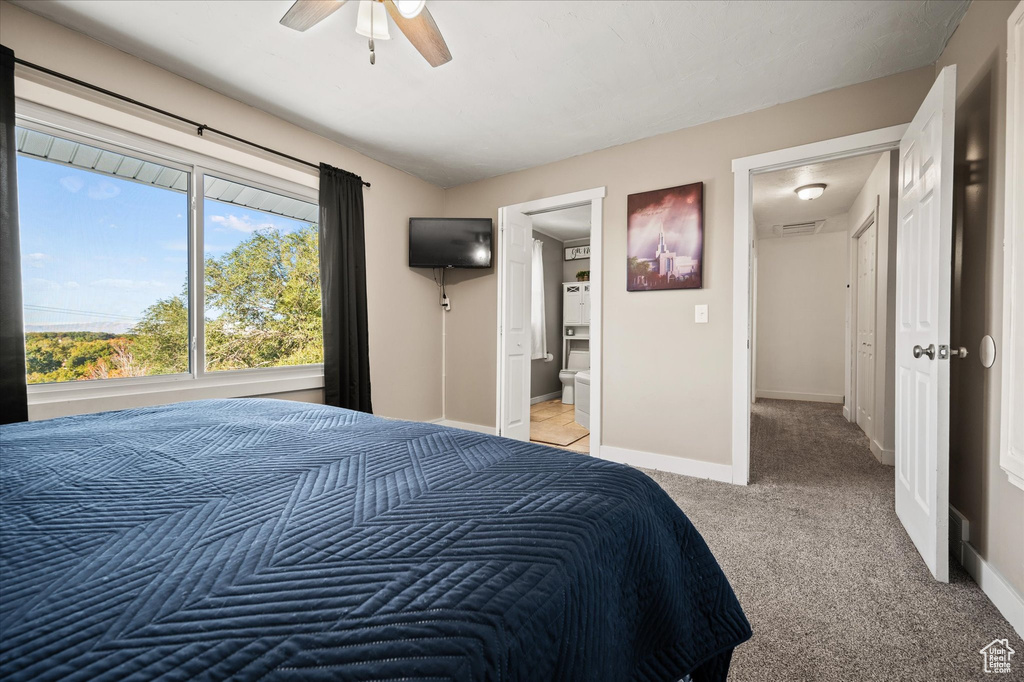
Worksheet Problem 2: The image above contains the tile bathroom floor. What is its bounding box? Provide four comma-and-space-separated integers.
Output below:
530, 398, 590, 453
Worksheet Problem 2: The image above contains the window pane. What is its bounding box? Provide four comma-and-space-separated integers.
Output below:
203, 176, 322, 371
16, 128, 190, 384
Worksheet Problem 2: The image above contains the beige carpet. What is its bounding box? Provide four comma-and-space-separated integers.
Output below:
643, 399, 1023, 682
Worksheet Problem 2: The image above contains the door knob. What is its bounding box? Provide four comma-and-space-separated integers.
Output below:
913, 344, 936, 359
951, 346, 968, 359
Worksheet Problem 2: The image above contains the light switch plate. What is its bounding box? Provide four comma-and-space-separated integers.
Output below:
695, 304, 708, 324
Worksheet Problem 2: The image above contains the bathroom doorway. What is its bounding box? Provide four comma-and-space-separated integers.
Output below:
495, 187, 605, 456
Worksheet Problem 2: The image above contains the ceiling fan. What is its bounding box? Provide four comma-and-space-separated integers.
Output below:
280, 0, 452, 67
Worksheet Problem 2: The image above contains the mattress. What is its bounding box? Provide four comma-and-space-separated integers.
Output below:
0, 399, 750, 681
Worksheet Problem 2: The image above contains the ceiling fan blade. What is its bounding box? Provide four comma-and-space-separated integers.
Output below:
383, 0, 452, 67
280, 0, 347, 32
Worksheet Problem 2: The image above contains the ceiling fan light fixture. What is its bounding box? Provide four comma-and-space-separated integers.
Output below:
395, 0, 426, 19
355, 0, 391, 40
795, 183, 827, 201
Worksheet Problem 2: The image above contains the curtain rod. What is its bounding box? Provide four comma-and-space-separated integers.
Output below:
13, 56, 370, 188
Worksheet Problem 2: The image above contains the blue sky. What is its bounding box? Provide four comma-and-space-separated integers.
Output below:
18, 156, 311, 333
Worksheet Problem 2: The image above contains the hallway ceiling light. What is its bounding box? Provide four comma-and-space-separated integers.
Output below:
794, 183, 827, 200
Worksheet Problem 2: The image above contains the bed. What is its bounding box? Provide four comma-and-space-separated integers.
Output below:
0, 399, 750, 681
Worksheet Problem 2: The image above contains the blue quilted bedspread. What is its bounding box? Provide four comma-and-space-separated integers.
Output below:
0, 399, 750, 681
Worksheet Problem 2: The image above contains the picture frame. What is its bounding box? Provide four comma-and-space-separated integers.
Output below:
626, 182, 704, 291
564, 245, 590, 261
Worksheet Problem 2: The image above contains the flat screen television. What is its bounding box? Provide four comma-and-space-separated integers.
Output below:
409, 217, 493, 269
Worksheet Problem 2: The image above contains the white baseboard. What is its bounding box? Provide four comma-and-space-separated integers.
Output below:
530, 391, 562, 405
599, 445, 734, 484
843, 405, 851, 420
755, 390, 844, 404
870, 439, 895, 466
437, 419, 497, 435
950, 505, 1024, 638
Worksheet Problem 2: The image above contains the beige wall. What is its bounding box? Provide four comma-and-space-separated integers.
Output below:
847, 151, 900, 461
1, 2, 446, 423
755, 230, 847, 402
531, 232, 563, 399
938, 0, 1024, 595
443, 66, 935, 465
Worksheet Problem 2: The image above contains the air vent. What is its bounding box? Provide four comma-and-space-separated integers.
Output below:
771, 220, 825, 238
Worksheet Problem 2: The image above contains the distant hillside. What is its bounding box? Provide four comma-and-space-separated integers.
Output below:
25, 322, 134, 334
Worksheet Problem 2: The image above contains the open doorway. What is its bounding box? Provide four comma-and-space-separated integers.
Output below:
734, 71, 958, 582
495, 187, 605, 455
749, 151, 899, 475
528, 205, 592, 452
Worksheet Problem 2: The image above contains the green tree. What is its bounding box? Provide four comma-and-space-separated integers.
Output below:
131, 289, 189, 375
25, 332, 119, 384
628, 256, 652, 286
204, 223, 322, 371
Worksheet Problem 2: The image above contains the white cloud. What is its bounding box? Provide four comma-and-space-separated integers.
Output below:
87, 180, 120, 200
210, 214, 282, 234
90, 278, 166, 290
60, 176, 84, 193
64, 281, 80, 289
24, 252, 52, 268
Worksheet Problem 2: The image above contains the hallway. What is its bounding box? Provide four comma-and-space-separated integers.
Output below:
644, 399, 1023, 681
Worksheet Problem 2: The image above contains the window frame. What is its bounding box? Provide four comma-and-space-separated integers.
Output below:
16, 100, 324, 410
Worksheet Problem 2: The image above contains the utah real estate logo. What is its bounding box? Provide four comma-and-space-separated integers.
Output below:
980, 639, 1015, 674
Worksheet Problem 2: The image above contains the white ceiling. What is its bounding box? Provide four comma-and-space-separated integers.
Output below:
531, 204, 590, 242
753, 152, 883, 238
13, 0, 968, 188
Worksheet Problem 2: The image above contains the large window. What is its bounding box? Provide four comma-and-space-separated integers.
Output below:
16, 118, 323, 393
203, 176, 322, 371
17, 127, 191, 384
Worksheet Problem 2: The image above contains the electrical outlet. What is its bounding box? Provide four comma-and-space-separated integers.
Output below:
695, 304, 708, 324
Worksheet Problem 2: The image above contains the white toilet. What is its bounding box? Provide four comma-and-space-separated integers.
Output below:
559, 350, 590, 404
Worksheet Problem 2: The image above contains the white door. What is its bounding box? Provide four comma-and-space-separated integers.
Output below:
581, 284, 591, 324
498, 207, 532, 441
856, 222, 877, 438
895, 65, 956, 582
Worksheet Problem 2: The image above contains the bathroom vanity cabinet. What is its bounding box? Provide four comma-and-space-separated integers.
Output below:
562, 283, 590, 369
563, 283, 591, 325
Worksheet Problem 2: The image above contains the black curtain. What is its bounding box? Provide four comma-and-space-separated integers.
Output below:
0, 45, 27, 425
318, 163, 372, 412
